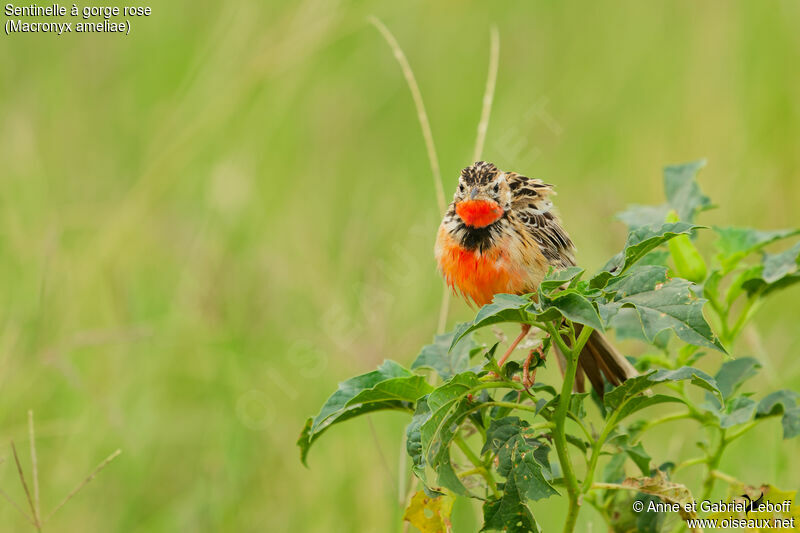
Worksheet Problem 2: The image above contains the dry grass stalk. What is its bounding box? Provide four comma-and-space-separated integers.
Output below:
28, 411, 41, 526
45, 448, 121, 523
11, 441, 39, 531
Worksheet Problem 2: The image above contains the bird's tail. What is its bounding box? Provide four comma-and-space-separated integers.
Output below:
554, 325, 637, 397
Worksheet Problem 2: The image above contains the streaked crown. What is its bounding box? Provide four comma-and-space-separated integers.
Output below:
460, 161, 500, 185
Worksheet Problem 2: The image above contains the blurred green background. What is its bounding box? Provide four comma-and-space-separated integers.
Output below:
1, 0, 799, 531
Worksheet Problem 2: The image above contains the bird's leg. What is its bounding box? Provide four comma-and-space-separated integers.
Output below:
523, 344, 546, 391
496, 324, 531, 368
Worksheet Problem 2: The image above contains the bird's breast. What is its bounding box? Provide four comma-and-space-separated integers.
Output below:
435, 225, 533, 307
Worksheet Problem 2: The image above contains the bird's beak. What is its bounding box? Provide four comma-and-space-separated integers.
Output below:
469, 187, 479, 200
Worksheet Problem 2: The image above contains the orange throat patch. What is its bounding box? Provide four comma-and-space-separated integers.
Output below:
455, 200, 503, 228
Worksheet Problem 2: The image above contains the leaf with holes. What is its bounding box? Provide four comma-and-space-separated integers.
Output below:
403, 490, 455, 533
601, 266, 724, 352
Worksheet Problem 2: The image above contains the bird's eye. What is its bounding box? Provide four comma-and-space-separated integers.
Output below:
493, 183, 500, 193
458, 183, 465, 193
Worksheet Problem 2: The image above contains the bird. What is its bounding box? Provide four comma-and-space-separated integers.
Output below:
741, 491, 764, 515
434, 161, 637, 394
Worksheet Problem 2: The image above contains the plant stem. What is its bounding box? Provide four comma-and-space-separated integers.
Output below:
548, 322, 593, 533
673, 456, 706, 473
701, 429, 726, 500
454, 434, 498, 497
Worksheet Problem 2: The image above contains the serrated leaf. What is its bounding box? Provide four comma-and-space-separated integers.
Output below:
299, 360, 426, 464
740, 241, 800, 298
757, 390, 800, 439
543, 290, 605, 332
605, 307, 670, 350
616, 436, 651, 476
605, 367, 722, 413
713, 226, 800, 271
413, 327, 478, 380
713, 357, 761, 400
481, 417, 557, 498
616, 394, 686, 422
481, 479, 541, 533
420, 373, 481, 490
453, 288, 604, 347
602, 266, 724, 352
311, 360, 417, 432
591, 222, 702, 289
539, 266, 585, 293
407, 398, 431, 481
651, 367, 723, 406
403, 490, 454, 533
347, 375, 435, 406
663, 160, 711, 223
482, 417, 531, 477
512, 453, 558, 501
717, 396, 757, 429
451, 294, 533, 348
762, 241, 800, 282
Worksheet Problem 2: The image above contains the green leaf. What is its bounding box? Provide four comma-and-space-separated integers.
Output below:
602, 266, 724, 352
482, 418, 557, 498
663, 160, 712, 223
413, 327, 478, 380
539, 266, 585, 293
604, 367, 722, 413
606, 307, 669, 350
615, 160, 710, 233
713, 226, 800, 272
590, 222, 702, 289
481, 480, 541, 533
638, 249, 671, 267
717, 397, 757, 429
512, 453, 558, 501
453, 287, 604, 346
620, 437, 652, 476
299, 360, 429, 464
713, 357, 761, 400
407, 398, 431, 481
762, 241, 800, 283
297, 418, 314, 466
311, 360, 418, 432
347, 375, 435, 406
616, 394, 686, 422
616, 204, 670, 229
739, 241, 800, 298
482, 417, 531, 477
757, 390, 800, 439
420, 373, 481, 484
651, 367, 723, 407
543, 290, 604, 332
451, 294, 533, 348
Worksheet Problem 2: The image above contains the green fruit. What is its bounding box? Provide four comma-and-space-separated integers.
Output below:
666, 211, 707, 282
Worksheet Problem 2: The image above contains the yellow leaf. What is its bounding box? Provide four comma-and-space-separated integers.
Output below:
402, 490, 455, 533
706, 482, 799, 531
